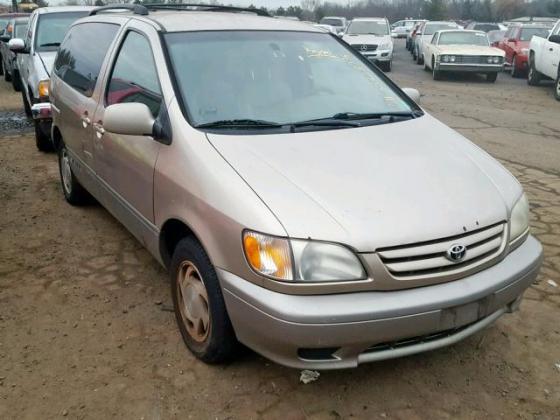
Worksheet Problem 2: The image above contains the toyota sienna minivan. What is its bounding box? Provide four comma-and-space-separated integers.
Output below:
49, 4, 543, 369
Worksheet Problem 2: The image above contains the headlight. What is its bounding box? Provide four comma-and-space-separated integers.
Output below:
487, 56, 493, 64
492, 56, 501, 64
442, 55, 449, 62
38, 79, 50, 100
509, 193, 530, 242
379, 42, 392, 50
449, 55, 456, 62
243, 230, 366, 282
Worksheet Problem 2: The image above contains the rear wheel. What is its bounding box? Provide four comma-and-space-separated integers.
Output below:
171, 236, 239, 363
416, 52, 424, 65
527, 55, 542, 86
554, 70, 560, 101
58, 142, 90, 205
486, 72, 498, 83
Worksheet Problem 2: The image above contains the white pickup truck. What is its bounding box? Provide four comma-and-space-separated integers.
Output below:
528, 20, 560, 100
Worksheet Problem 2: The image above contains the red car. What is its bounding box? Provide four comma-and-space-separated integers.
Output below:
498, 24, 552, 78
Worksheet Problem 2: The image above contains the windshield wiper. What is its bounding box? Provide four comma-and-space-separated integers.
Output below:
39, 42, 61, 47
289, 118, 361, 131
331, 111, 418, 121
195, 119, 282, 129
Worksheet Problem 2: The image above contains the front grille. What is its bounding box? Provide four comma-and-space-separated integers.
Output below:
454, 55, 499, 64
363, 321, 476, 354
350, 44, 377, 52
378, 222, 506, 279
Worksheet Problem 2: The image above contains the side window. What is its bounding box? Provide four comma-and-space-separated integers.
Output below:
431, 33, 438, 44
54, 22, 119, 97
106, 31, 162, 118
554, 23, 560, 36
25, 14, 36, 47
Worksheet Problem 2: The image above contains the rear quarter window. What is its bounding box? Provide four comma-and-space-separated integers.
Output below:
54, 22, 120, 97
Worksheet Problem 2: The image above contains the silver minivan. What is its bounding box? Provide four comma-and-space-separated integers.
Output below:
50, 5, 542, 369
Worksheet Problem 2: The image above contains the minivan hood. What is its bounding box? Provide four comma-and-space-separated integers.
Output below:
37, 51, 56, 77
207, 114, 521, 251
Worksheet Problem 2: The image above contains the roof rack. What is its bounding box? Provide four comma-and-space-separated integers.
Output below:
144, 3, 270, 17
89, 4, 149, 16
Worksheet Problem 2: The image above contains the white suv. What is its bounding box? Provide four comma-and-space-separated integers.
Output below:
343, 18, 393, 71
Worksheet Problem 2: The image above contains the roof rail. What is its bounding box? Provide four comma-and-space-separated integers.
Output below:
89, 4, 149, 16
144, 3, 270, 17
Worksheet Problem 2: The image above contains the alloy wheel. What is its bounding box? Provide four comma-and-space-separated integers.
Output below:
61, 148, 73, 195
176, 261, 210, 343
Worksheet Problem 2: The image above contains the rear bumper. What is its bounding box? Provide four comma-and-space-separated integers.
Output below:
219, 235, 542, 369
31, 102, 52, 120
436, 63, 503, 73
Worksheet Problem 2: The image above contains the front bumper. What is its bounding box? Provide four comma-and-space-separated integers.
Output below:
361, 50, 392, 62
31, 102, 52, 120
435, 63, 504, 73
220, 235, 542, 369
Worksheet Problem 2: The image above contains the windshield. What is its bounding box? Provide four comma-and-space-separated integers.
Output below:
438, 31, 489, 46
35, 12, 89, 52
320, 18, 344, 27
424, 23, 457, 35
520, 27, 550, 41
165, 31, 413, 129
487, 30, 505, 43
347, 21, 388, 36
14, 20, 29, 39
473, 24, 499, 32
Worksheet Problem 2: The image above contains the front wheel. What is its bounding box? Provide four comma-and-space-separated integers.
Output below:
416, 52, 424, 65
2, 61, 11, 82
21, 89, 32, 117
171, 237, 239, 364
12, 70, 21, 92
486, 72, 498, 83
34, 121, 53, 152
380, 60, 391, 72
510, 55, 522, 78
58, 142, 90, 205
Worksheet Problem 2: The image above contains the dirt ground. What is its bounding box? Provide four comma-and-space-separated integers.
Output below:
1, 41, 559, 419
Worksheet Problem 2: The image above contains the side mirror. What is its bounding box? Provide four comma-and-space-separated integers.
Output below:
391, 33, 398, 38
549, 34, 560, 44
0, 35, 10, 42
402, 87, 421, 104
8, 38, 25, 53
103, 103, 155, 136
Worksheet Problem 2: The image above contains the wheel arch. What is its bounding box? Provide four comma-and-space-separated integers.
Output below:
159, 218, 204, 269
51, 125, 63, 151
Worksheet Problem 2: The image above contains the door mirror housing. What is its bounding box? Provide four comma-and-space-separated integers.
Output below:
103, 103, 155, 137
0, 35, 10, 42
8, 38, 26, 53
402, 87, 421, 104
549, 34, 560, 44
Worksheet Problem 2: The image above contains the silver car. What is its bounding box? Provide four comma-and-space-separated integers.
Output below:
8, 6, 92, 151
0, 16, 29, 90
50, 5, 542, 369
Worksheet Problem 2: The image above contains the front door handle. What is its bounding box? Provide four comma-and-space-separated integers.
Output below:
81, 115, 91, 128
93, 122, 105, 138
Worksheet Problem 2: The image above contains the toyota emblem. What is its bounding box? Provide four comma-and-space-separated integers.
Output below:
446, 244, 467, 262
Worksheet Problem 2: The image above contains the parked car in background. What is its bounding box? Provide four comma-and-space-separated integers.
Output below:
0, 16, 29, 90
313, 23, 336, 34
0, 12, 28, 78
8, 6, 93, 151
343, 17, 393, 71
465, 22, 505, 32
51, 4, 542, 370
407, 20, 426, 51
528, 19, 560, 100
414, 21, 460, 64
423, 30, 504, 82
487, 29, 506, 47
391, 19, 421, 38
319, 16, 347, 34
498, 24, 552, 78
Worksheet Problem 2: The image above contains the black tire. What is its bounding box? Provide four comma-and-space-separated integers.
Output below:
0, 55, 3, 76
2, 61, 11, 82
432, 61, 442, 81
554, 70, 560, 102
412, 48, 417, 61
510, 55, 522, 78
486, 72, 498, 83
380, 60, 391, 72
21, 88, 32, 117
34, 120, 52, 152
417, 52, 424, 65
12, 70, 21, 92
527, 55, 542, 86
170, 236, 239, 364
58, 142, 90, 205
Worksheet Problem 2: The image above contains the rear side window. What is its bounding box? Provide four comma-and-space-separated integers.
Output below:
106, 31, 162, 118
54, 22, 119, 97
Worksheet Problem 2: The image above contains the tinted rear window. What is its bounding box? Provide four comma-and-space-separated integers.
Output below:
54, 22, 119, 97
